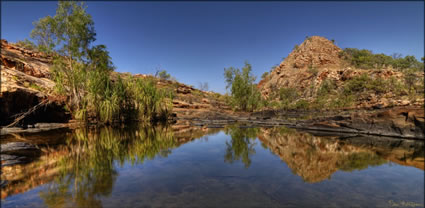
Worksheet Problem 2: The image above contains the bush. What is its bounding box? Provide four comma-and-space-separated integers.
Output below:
343, 74, 371, 95
293, 99, 309, 110
279, 87, 298, 103
16, 39, 37, 51
155, 70, 171, 80
330, 94, 354, 108
317, 79, 336, 97
341, 48, 424, 71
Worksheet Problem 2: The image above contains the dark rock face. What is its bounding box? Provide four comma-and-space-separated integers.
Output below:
0, 90, 71, 126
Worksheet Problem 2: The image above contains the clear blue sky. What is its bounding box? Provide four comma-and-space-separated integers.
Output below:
2, 1, 424, 93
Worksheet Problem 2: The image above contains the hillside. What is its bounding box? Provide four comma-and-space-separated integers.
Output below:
258, 36, 424, 109
0, 39, 236, 127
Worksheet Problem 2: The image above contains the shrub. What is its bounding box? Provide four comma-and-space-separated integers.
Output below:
155, 70, 171, 80
317, 79, 336, 97
341, 48, 424, 71
293, 99, 309, 110
330, 94, 354, 108
343, 74, 371, 95
15, 39, 37, 51
403, 68, 419, 93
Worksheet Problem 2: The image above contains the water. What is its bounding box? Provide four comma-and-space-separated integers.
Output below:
1, 125, 424, 208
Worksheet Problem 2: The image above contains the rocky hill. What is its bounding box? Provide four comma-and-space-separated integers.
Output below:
258, 36, 424, 109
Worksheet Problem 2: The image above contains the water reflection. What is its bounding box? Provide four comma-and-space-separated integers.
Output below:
223, 126, 260, 168
1, 125, 221, 203
258, 127, 390, 183
1, 124, 423, 207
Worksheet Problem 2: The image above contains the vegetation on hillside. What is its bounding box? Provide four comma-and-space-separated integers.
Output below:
29, 1, 172, 123
340, 48, 424, 71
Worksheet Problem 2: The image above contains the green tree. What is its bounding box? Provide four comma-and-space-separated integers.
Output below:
31, 1, 98, 113
224, 61, 263, 111
30, 15, 57, 53
30, 1, 172, 123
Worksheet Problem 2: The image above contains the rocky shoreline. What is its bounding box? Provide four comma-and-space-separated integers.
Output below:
187, 106, 424, 140
2, 105, 422, 140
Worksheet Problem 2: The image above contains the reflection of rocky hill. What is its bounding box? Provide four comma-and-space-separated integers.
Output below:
258, 127, 424, 183
0, 124, 219, 199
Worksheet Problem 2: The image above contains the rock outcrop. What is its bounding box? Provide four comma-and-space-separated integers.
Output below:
293, 106, 425, 139
259, 36, 345, 98
258, 36, 424, 108
1, 40, 70, 126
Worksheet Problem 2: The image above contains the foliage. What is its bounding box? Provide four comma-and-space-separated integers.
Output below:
223, 125, 259, 168
15, 39, 37, 51
340, 48, 424, 71
155, 70, 172, 80
30, 1, 172, 123
224, 61, 264, 112
278, 87, 299, 108
293, 99, 309, 110
29, 83, 43, 91
343, 74, 394, 96
317, 79, 336, 97
128, 78, 173, 122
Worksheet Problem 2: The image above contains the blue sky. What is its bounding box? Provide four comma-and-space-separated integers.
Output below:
2, 1, 424, 93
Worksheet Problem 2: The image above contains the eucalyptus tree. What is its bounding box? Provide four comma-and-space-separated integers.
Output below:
224, 61, 263, 111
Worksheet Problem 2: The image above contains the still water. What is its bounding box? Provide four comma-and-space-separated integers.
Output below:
1, 125, 424, 208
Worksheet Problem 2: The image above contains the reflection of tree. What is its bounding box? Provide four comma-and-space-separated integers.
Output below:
38, 124, 177, 208
223, 125, 259, 168
2, 124, 221, 201
337, 152, 387, 172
